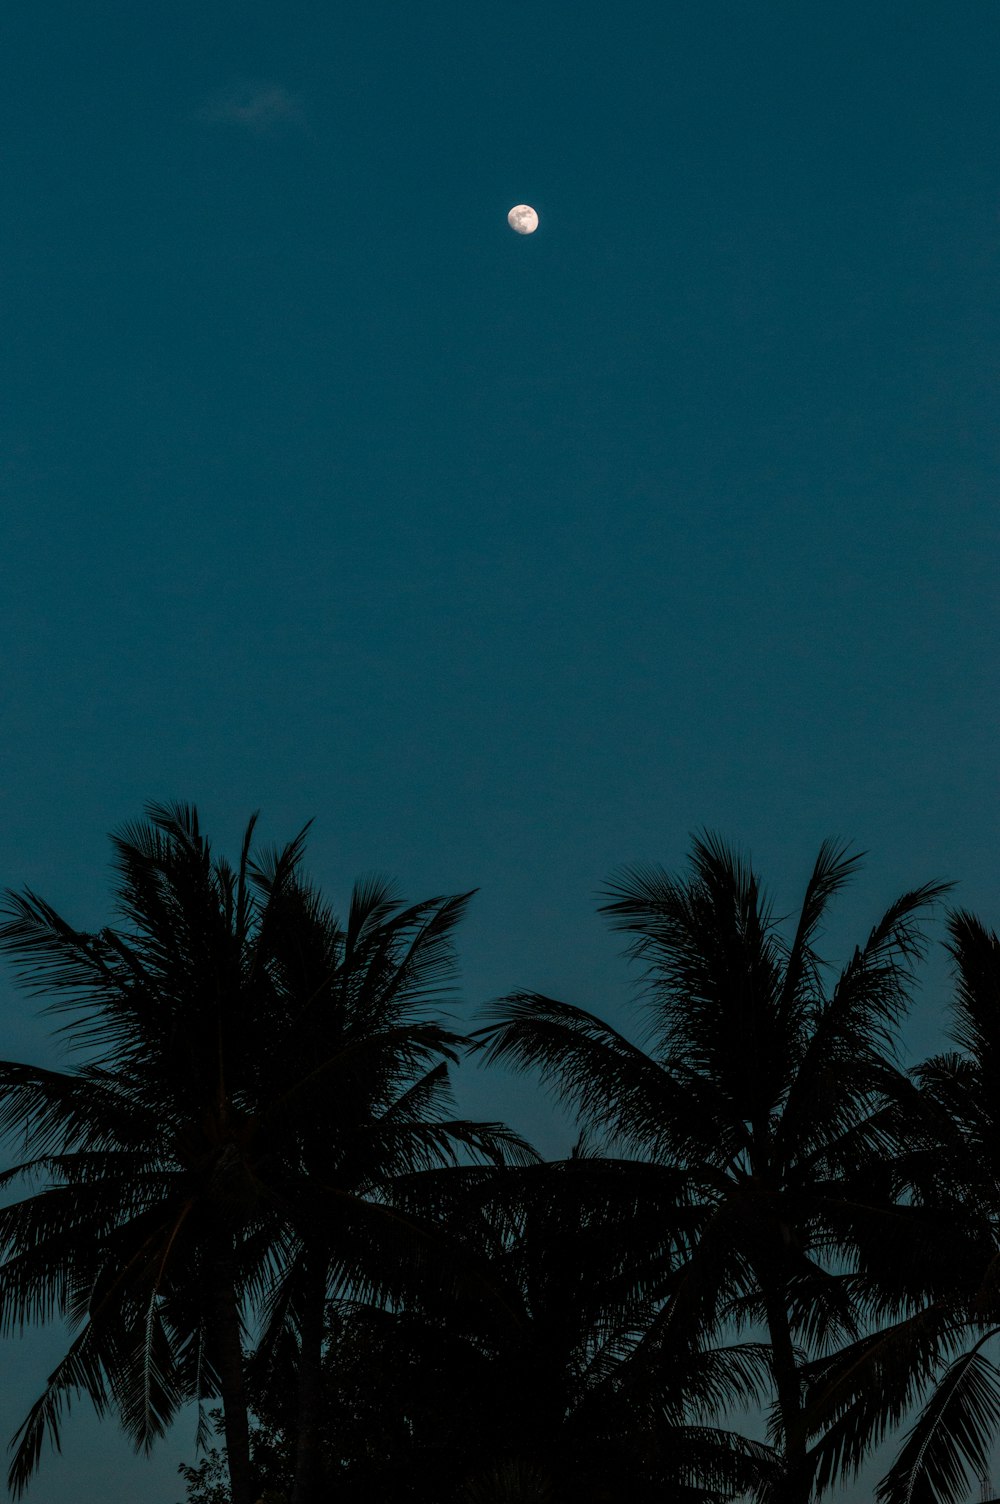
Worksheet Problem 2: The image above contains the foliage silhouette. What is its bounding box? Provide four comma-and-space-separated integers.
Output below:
869, 910, 1000, 1504
475, 834, 951, 1504
4, 813, 999, 1504
0, 804, 528, 1504
204, 1148, 774, 1504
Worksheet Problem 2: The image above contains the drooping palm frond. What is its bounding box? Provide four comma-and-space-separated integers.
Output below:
113, 1289, 188, 1452
876, 1334, 1000, 1504
0, 1060, 156, 1155
362, 1116, 541, 1182
3, 1193, 215, 1490
6, 1316, 115, 1496
614, 1332, 775, 1422
783, 1258, 863, 1354
475, 992, 727, 1164
0, 889, 119, 1010
646, 1425, 779, 1504
0, 1177, 179, 1316
645, 1192, 764, 1345
801, 1306, 964, 1494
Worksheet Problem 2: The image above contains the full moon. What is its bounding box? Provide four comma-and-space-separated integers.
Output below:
507, 204, 539, 235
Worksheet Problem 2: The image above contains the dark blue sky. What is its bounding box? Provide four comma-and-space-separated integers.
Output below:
1, 2, 999, 1496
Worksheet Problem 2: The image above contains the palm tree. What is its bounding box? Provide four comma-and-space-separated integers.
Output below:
863, 909, 1000, 1504
0, 802, 297, 1502
245, 866, 534, 1504
0, 803, 527, 1503
475, 833, 950, 1504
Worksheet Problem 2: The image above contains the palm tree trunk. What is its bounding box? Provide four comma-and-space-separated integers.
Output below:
762, 1280, 811, 1504
290, 1255, 326, 1504
209, 1245, 254, 1504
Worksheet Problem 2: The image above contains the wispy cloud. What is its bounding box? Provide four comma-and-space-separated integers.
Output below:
195, 82, 305, 134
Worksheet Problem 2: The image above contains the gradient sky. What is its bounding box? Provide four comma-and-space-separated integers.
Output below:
1, 2, 999, 1498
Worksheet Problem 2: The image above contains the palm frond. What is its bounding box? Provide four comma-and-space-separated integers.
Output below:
475, 992, 723, 1163
348, 891, 476, 1029
776, 839, 863, 1026
877, 1334, 1000, 1504
0, 890, 112, 1005
602, 837, 790, 1123
778, 881, 951, 1162
113, 1289, 187, 1450
944, 911, 1000, 1070
0, 1060, 155, 1156
7, 1319, 112, 1496
803, 1307, 960, 1493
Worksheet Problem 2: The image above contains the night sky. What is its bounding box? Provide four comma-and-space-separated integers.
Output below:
1, 3, 999, 1498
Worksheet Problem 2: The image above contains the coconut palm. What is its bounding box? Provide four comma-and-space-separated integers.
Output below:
244, 865, 534, 1504
0, 803, 527, 1504
476, 834, 950, 1504
0, 802, 296, 1502
861, 909, 1000, 1504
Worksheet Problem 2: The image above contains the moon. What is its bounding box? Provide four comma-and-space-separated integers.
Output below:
507, 204, 539, 235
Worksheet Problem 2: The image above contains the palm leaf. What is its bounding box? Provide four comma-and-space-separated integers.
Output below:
475, 992, 724, 1164
877, 1334, 1000, 1504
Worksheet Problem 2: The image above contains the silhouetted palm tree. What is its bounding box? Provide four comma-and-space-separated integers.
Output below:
0, 803, 527, 1504
476, 834, 949, 1504
0, 803, 299, 1502
245, 866, 533, 1504
864, 910, 1000, 1504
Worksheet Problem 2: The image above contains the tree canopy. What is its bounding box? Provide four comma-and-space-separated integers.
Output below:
0, 810, 997, 1504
